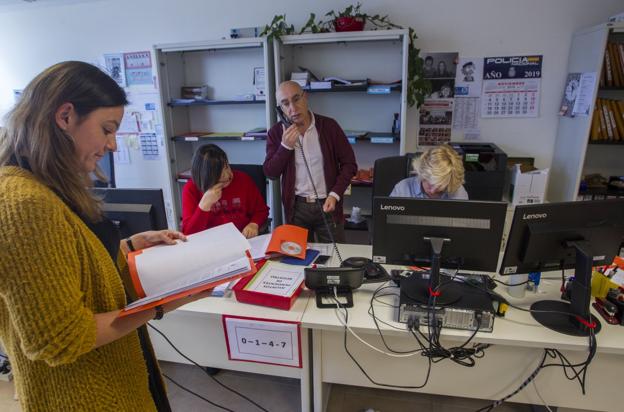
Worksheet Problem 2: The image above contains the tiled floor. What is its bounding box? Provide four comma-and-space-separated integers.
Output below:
0, 361, 600, 411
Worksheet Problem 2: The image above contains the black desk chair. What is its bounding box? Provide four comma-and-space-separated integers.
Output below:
372, 155, 411, 198
367, 155, 414, 243
230, 164, 271, 234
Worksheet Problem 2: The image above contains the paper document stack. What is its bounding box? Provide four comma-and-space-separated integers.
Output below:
290, 72, 310, 87
120, 223, 256, 316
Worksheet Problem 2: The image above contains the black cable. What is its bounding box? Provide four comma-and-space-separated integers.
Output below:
163, 373, 235, 412
331, 288, 432, 389
148, 323, 270, 412
476, 331, 597, 412
493, 278, 531, 287
369, 280, 488, 369
475, 351, 549, 412
295, 139, 343, 264
368, 283, 426, 353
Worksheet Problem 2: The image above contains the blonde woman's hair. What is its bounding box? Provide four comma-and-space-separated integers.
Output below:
0, 61, 128, 221
413, 145, 465, 194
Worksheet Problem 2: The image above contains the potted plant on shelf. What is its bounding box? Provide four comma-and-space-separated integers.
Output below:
327, 3, 366, 32
261, 3, 431, 107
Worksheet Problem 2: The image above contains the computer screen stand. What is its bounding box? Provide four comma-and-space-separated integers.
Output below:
403, 237, 462, 306
531, 240, 601, 336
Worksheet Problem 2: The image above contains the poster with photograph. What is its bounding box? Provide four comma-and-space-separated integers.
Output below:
124, 51, 153, 86
422, 52, 458, 98
481, 55, 542, 118
418, 100, 454, 146
455, 57, 483, 97
104, 53, 126, 87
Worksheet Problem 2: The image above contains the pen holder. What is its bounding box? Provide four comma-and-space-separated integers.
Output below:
508, 273, 529, 298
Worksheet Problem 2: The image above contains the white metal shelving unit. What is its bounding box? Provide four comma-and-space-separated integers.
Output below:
154, 37, 278, 227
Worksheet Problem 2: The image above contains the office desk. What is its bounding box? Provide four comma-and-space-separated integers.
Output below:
149, 289, 313, 412
302, 244, 624, 412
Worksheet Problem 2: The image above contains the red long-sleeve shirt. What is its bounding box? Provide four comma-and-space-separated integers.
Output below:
181, 170, 269, 235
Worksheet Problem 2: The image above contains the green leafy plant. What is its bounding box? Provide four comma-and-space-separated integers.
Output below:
407, 28, 432, 108
261, 4, 431, 108
324, 3, 401, 30
259, 14, 295, 41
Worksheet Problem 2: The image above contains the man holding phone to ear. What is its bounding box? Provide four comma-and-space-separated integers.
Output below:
264, 81, 357, 243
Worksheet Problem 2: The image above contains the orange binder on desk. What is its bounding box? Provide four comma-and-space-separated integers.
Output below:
120, 223, 257, 317
266, 224, 308, 259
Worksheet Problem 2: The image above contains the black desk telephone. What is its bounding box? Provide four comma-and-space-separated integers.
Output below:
341, 257, 391, 284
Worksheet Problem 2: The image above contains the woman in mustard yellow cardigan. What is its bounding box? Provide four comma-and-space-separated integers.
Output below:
0, 61, 210, 411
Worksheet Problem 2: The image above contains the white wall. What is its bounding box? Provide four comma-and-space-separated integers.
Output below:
0, 0, 622, 170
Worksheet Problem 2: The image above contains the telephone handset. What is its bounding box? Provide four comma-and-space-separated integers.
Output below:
276, 106, 292, 128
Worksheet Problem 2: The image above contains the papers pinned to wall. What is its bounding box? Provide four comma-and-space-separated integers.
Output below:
124, 51, 153, 86
455, 57, 483, 98
104, 53, 126, 87
559, 72, 596, 117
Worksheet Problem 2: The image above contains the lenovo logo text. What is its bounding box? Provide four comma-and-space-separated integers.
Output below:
522, 213, 547, 220
380, 204, 406, 211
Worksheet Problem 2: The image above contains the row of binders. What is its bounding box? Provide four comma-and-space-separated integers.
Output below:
601, 41, 624, 88
590, 98, 624, 142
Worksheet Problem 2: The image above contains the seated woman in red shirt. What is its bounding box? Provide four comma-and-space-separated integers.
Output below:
181, 144, 269, 238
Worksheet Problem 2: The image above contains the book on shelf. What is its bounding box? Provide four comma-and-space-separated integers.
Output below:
119, 223, 257, 317
244, 127, 268, 138
604, 46, 614, 87
331, 79, 368, 88
602, 41, 624, 88
590, 98, 624, 142
609, 43, 621, 87
309, 81, 332, 90
204, 132, 245, 138
323, 76, 366, 86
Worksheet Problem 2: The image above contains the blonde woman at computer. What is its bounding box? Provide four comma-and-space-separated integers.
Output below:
390, 144, 468, 199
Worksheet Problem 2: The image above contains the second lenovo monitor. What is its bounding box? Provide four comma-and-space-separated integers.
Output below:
372, 197, 506, 272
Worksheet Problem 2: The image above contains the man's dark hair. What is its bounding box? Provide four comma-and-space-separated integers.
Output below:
462, 61, 474, 69
191, 144, 229, 192
425, 56, 433, 63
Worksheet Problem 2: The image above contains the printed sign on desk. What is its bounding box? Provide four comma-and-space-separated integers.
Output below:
223, 315, 301, 368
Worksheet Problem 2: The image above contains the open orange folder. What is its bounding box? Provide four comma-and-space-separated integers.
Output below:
119, 223, 257, 317
265, 224, 308, 259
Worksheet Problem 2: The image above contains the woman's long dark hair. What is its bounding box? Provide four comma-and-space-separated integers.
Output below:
191, 144, 229, 192
0, 61, 128, 221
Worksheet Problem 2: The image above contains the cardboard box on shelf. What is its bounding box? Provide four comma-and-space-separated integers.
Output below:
510, 164, 549, 205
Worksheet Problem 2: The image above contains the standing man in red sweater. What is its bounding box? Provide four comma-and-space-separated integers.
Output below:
182, 144, 269, 237
264, 81, 357, 242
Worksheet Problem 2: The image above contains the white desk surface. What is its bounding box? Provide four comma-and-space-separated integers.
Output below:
175, 283, 312, 322
301, 244, 624, 355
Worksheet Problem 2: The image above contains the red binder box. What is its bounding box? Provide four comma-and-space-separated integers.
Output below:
233, 265, 305, 310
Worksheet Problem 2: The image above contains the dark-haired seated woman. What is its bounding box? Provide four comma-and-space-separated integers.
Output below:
181, 144, 269, 238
